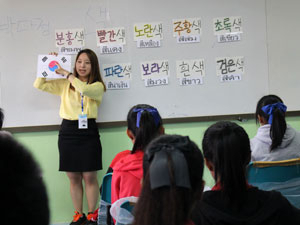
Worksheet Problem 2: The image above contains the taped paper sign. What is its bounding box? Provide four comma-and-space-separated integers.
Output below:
173, 18, 201, 43
96, 27, 126, 54
134, 22, 163, 48
176, 59, 205, 78
216, 56, 244, 82
55, 28, 85, 54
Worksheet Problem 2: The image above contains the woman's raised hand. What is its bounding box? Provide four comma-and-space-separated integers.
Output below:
54, 62, 69, 76
48, 52, 70, 76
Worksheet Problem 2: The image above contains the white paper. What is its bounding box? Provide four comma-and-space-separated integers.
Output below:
140, 60, 169, 80
179, 77, 203, 86
177, 35, 200, 43
99, 43, 124, 54
37, 54, 71, 79
58, 46, 82, 55
137, 38, 161, 48
173, 18, 201, 37
213, 16, 242, 35
176, 59, 205, 78
105, 80, 130, 90
217, 33, 241, 43
96, 27, 126, 46
216, 56, 244, 76
144, 77, 168, 87
220, 74, 242, 82
55, 28, 85, 47
102, 63, 132, 81
133, 22, 163, 41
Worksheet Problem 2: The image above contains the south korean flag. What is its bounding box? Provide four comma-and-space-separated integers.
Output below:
37, 54, 71, 79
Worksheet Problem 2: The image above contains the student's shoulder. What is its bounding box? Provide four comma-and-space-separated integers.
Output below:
110, 150, 131, 168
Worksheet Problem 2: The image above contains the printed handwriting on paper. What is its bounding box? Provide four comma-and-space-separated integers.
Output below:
173, 18, 201, 36
134, 22, 163, 41
96, 27, 126, 45
37, 55, 71, 79
173, 18, 201, 43
59, 47, 83, 54
100, 44, 123, 54
145, 77, 168, 87
213, 17, 242, 35
176, 59, 205, 78
55, 28, 85, 54
137, 39, 160, 48
106, 80, 130, 90
220, 74, 242, 83
216, 56, 244, 76
217, 33, 241, 43
179, 77, 203, 86
140, 60, 169, 80
102, 63, 132, 81
55, 28, 85, 47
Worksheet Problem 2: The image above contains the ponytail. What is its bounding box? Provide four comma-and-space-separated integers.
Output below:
203, 121, 251, 204
255, 95, 287, 151
127, 104, 163, 153
270, 107, 287, 150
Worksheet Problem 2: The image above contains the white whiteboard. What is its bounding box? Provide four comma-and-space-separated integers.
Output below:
266, 0, 300, 112
0, 0, 271, 128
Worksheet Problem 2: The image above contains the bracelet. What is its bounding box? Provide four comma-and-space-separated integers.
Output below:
66, 73, 72, 79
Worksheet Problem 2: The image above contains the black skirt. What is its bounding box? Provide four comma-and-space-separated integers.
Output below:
58, 119, 103, 172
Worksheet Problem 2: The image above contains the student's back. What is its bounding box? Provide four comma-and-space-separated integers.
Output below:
132, 135, 204, 225
192, 121, 300, 225
195, 187, 300, 225
251, 95, 300, 161
111, 104, 164, 204
1, 135, 49, 225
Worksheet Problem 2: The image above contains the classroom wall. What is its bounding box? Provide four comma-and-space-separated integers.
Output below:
11, 116, 300, 224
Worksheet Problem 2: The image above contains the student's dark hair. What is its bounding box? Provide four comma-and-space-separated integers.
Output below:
202, 121, 251, 205
127, 104, 163, 153
255, 95, 286, 150
73, 48, 106, 91
0, 135, 49, 225
132, 134, 204, 225
0, 108, 4, 129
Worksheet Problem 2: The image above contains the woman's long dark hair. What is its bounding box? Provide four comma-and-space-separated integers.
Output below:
73, 48, 106, 91
202, 121, 251, 205
255, 95, 286, 150
127, 104, 163, 153
132, 135, 204, 225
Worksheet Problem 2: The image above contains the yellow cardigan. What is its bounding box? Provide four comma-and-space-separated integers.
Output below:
34, 77, 104, 120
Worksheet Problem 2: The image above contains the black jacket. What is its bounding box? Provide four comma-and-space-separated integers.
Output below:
192, 187, 300, 225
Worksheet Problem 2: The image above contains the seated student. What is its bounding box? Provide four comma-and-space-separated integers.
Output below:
131, 134, 204, 225
111, 104, 164, 204
251, 95, 300, 161
192, 121, 300, 225
0, 108, 12, 137
1, 135, 49, 225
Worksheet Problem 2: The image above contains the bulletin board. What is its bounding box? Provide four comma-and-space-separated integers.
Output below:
0, 0, 272, 128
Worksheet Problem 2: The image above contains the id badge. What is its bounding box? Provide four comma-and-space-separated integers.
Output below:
78, 114, 88, 129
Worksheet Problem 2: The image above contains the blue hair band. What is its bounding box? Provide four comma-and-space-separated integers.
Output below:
133, 108, 161, 128
261, 102, 287, 124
